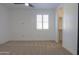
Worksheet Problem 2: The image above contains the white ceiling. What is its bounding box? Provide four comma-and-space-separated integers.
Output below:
1, 3, 60, 9
31, 3, 60, 9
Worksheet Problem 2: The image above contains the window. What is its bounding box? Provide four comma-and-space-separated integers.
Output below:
36, 14, 49, 29
37, 15, 42, 29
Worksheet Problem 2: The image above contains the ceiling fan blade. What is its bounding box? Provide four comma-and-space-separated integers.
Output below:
29, 3, 34, 7
13, 3, 24, 4
13, 3, 34, 8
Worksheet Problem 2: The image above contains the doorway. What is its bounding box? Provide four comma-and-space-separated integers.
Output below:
57, 7, 64, 45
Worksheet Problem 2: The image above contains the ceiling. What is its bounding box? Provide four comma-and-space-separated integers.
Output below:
1, 3, 60, 9
31, 3, 60, 9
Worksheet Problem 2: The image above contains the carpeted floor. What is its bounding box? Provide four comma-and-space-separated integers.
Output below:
0, 41, 72, 55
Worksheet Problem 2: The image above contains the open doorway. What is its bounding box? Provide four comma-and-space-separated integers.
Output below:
57, 7, 64, 45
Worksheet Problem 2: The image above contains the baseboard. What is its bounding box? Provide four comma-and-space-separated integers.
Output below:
8, 40, 56, 42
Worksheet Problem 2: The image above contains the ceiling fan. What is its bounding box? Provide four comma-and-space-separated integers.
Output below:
13, 3, 34, 8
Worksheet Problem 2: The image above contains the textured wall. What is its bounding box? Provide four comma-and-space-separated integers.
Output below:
9, 8, 56, 41
0, 4, 11, 44
63, 3, 78, 54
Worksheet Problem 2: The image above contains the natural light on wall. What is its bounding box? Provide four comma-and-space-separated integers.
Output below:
36, 14, 49, 30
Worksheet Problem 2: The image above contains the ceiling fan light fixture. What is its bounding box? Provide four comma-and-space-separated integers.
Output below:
25, 3, 29, 6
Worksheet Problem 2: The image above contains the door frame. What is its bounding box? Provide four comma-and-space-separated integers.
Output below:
77, 3, 79, 55
57, 7, 64, 44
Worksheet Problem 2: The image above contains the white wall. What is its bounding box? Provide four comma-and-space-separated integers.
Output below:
0, 4, 11, 44
62, 3, 78, 54
9, 8, 56, 41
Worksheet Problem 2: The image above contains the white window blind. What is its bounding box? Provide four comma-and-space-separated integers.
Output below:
37, 15, 42, 29
36, 14, 49, 30
43, 15, 48, 29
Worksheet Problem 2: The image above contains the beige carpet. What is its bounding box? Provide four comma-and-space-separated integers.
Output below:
0, 41, 72, 55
